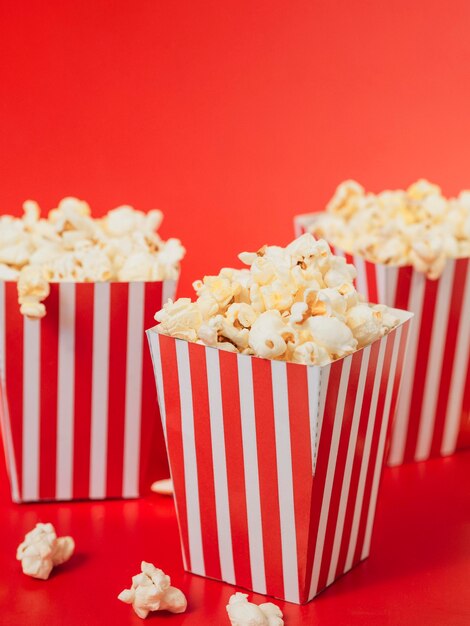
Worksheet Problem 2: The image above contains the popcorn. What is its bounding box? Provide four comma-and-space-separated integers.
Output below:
0, 263, 19, 281
0, 198, 185, 318
118, 561, 187, 619
226, 592, 284, 626
346, 304, 385, 348
155, 298, 202, 342
150, 479, 173, 495
292, 341, 331, 366
16, 522, 74, 580
311, 179, 470, 278
306, 316, 358, 358
249, 311, 296, 359
154, 234, 399, 366
18, 266, 50, 319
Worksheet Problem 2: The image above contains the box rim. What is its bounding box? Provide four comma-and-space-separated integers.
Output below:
146, 306, 413, 369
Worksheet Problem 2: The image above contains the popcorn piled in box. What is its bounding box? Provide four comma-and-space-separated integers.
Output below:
296, 180, 470, 466
155, 233, 399, 365
0, 197, 183, 503
0, 197, 185, 317
309, 179, 470, 279
148, 235, 413, 603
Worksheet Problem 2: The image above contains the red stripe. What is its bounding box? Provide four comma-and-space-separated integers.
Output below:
187, 343, 221, 582
286, 362, 313, 598
73, 284, 94, 499
315, 351, 363, 594
140, 282, 168, 493
219, 350, 252, 588
39, 284, 59, 500
354, 333, 396, 563
105, 283, 129, 497
252, 356, 284, 599
304, 359, 343, 595
159, 333, 191, 570
431, 259, 469, 457
393, 266, 413, 309
456, 336, 470, 450
403, 277, 439, 462
365, 260, 378, 304
4, 282, 24, 500
334, 340, 380, 578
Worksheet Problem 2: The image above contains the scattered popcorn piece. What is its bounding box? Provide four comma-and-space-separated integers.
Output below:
154, 234, 399, 366
0, 198, 185, 317
150, 478, 173, 496
226, 592, 284, 626
310, 179, 470, 278
118, 561, 187, 619
16, 523, 74, 580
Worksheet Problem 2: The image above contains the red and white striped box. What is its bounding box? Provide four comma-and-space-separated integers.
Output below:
147, 309, 412, 604
0, 279, 176, 503
295, 212, 470, 465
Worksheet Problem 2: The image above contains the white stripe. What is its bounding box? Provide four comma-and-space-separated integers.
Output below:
314, 364, 331, 473
376, 264, 387, 304
388, 270, 426, 466
56, 283, 76, 500
175, 340, 205, 575
361, 329, 401, 558
333, 246, 345, 259
326, 345, 371, 586
353, 255, 369, 301
344, 336, 387, 572
147, 331, 187, 570
307, 367, 321, 473
309, 356, 352, 598
441, 262, 470, 455
271, 360, 299, 603
162, 279, 177, 304
386, 266, 399, 306
22, 316, 41, 501
0, 282, 20, 502
89, 283, 111, 499
416, 262, 456, 460
237, 354, 266, 594
147, 331, 167, 435
205, 347, 235, 584
122, 282, 144, 498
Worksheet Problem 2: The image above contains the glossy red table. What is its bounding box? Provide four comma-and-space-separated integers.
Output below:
1, 443, 469, 625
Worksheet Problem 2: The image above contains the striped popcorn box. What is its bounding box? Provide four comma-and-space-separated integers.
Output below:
0, 279, 176, 503
147, 308, 412, 604
294, 211, 470, 466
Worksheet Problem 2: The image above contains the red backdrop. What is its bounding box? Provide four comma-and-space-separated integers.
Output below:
2, 0, 470, 295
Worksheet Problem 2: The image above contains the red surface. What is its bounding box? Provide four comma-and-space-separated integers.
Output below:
1, 1, 470, 623
3, 1, 470, 295
0, 442, 469, 626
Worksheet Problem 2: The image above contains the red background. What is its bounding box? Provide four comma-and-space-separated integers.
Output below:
2, 1, 470, 295
2, 2, 470, 624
